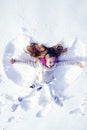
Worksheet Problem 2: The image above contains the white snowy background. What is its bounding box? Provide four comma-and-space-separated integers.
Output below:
0, 0, 87, 130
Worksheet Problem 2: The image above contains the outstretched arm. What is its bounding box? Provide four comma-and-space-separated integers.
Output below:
58, 59, 84, 68
10, 58, 38, 68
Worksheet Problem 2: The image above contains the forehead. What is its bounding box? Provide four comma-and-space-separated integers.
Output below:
45, 54, 55, 59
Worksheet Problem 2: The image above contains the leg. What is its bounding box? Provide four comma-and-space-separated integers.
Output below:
49, 83, 63, 106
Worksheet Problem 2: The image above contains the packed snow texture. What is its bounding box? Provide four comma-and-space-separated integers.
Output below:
0, 0, 87, 130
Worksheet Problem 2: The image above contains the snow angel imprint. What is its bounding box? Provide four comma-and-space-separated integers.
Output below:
10, 41, 84, 116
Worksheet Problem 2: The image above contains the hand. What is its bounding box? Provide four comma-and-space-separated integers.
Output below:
10, 58, 15, 64
77, 62, 84, 68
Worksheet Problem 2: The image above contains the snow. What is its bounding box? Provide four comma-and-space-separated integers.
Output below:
0, 0, 87, 130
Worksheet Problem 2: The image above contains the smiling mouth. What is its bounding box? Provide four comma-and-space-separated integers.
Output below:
48, 64, 54, 68
45, 64, 54, 68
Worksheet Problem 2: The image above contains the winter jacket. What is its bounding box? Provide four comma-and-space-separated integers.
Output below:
14, 58, 58, 84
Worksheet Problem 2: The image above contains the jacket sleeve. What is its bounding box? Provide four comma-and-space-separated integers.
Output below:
14, 58, 38, 68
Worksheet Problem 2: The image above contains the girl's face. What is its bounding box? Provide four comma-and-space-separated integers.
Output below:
45, 54, 56, 68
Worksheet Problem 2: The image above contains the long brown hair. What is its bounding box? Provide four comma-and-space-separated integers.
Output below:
25, 41, 67, 58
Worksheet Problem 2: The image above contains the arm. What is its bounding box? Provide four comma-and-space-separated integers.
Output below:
10, 58, 38, 68
58, 60, 84, 68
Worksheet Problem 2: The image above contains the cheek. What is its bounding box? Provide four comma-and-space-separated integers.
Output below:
46, 61, 50, 66
45, 60, 48, 65
46, 61, 53, 65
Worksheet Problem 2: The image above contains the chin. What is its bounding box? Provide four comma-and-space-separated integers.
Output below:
48, 66, 53, 68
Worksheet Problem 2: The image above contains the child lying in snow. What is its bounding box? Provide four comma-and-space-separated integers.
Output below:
10, 41, 84, 117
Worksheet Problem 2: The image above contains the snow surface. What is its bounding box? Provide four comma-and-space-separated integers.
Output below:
0, 0, 87, 130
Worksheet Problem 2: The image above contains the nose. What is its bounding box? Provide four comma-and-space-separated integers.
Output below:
49, 62, 52, 65
49, 62, 54, 67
